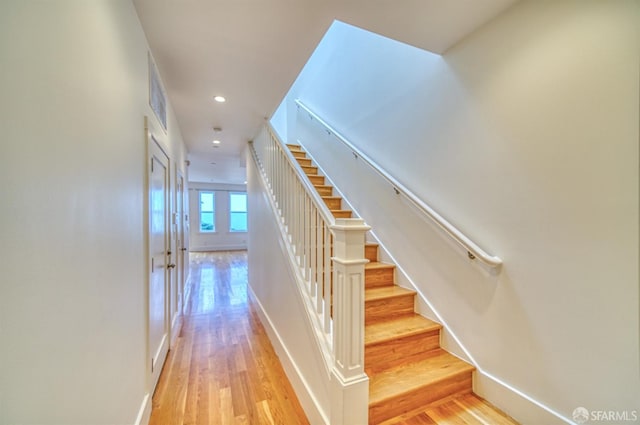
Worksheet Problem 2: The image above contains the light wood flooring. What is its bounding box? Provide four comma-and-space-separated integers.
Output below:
149, 249, 517, 425
149, 251, 309, 425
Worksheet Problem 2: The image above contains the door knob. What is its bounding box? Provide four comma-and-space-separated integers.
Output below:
167, 264, 176, 269
181, 248, 187, 251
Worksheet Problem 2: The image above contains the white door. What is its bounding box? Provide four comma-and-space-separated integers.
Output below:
149, 137, 170, 392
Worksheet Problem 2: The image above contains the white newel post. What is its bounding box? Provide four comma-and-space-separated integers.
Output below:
330, 218, 370, 425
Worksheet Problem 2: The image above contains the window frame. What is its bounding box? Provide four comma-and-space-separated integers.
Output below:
228, 191, 248, 233
198, 190, 216, 233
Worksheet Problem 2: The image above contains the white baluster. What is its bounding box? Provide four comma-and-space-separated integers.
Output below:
310, 208, 318, 298
316, 219, 325, 315
323, 226, 332, 333
315, 211, 323, 313
304, 193, 311, 282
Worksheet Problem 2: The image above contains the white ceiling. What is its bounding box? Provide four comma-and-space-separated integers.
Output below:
133, 0, 518, 184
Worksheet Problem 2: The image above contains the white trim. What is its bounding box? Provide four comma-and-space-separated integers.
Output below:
145, 117, 171, 398
170, 313, 182, 349
197, 190, 216, 233
249, 286, 329, 425
134, 393, 152, 425
189, 244, 248, 252
183, 271, 192, 310
475, 371, 573, 425
331, 257, 369, 266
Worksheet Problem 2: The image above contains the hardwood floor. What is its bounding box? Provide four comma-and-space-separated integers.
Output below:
379, 393, 519, 425
149, 251, 309, 425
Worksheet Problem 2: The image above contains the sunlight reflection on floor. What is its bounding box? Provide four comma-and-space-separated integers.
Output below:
188, 251, 248, 314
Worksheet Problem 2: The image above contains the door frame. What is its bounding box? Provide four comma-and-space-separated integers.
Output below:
145, 116, 171, 394
176, 170, 187, 315
168, 164, 181, 349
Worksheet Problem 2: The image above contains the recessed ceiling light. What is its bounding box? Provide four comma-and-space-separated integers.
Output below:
212, 140, 221, 144
214, 96, 226, 103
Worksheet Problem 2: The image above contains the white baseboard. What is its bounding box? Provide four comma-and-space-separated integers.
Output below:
170, 313, 183, 349
248, 286, 329, 425
189, 244, 247, 252
183, 272, 192, 312
474, 371, 572, 425
134, 393, 152, 425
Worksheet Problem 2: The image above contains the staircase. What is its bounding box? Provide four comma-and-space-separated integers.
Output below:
287, 144, 518, 425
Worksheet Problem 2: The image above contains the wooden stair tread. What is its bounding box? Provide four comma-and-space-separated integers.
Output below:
445, 394, 519, 425
365, 261, 396, 288
366, 314, 441, 346
331, 210, 352, 218
378, 394, 519, 425
314, 185, 333, 196
296, 158, 312, 166
365, 261, 395, 271
369, 350, 475, 405
322, 196, 342, 208
365, 243, 379, 262
365, 285, 415, 301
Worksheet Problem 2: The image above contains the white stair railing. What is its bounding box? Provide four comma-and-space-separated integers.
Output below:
250, 124, 370, 425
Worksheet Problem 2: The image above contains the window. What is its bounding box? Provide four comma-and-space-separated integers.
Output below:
229, 192, 247, 232
199, 191, 215, 232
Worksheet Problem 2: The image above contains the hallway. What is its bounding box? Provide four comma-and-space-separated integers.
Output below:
149, 251, 309, 425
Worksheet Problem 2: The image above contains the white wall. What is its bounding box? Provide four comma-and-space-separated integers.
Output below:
188, 183, 248, 251
278, 1, 639, 423
0, 1, 187, 424
247, 155, 330, 424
